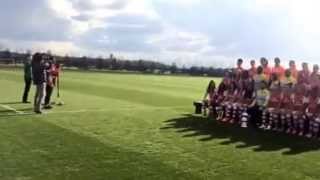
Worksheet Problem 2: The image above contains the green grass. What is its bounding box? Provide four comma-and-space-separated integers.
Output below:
0, 68, 320, 180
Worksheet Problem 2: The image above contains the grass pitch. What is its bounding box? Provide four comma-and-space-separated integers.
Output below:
1, 68, 320, 180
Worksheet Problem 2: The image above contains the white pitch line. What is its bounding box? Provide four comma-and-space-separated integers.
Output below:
0, 112, 34, 117
0, 105, 190, 116
0, 104, 24, 114
46, 107, 188, 115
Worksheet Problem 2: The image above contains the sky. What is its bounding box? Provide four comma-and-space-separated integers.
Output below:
1, 0, 320, 68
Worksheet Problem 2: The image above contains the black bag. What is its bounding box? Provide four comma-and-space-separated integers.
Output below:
193, 101, 203, 114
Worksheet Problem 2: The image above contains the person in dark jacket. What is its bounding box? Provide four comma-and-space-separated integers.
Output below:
32, 53, 46, 114
22, 54, 32, 103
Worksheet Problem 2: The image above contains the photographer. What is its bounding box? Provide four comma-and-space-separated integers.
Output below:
32, 53, 46, 114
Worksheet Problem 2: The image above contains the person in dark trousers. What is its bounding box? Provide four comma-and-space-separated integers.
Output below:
248, 81, 270, 128
22, 55, 32, 103
32, 53, 46, 114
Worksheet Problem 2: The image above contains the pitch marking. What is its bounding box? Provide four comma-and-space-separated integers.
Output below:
0, 104, 24, 114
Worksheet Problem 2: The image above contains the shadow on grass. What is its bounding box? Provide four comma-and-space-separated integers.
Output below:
161, 114, 320, 155
0, 118, 197, 180
0, 102, 30, 115
0, 107, 33, 113
0, 109, 13, 113
0, 107, 34, 117
0, 101, 24, 105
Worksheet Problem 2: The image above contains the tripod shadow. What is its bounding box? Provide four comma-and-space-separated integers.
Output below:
161, 114, 320, 155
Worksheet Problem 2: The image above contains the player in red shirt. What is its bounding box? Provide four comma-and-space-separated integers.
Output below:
248, 60, 257, 78
305, 86, 320, 138
235, 58, 244, 80
298, 62, 310, 89
260, 57, 272, 80
310, 64, 320, 90
231, 70, 254, 124
289, 60, 298, 81
291, 77, 308, 136
264, 73, 282, 131
238, 70, 255, 127
280, 70, 295, 133
216, 71, 232, 120
203, 80, 217, 116
221, 72, 239, 122
271, 57, 285, 80
44, 57, 61, 109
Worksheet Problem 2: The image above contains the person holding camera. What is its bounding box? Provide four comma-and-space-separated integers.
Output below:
32, 53, 46, 114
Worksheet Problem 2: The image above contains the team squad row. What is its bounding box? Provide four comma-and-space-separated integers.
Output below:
203, 58, 320, 139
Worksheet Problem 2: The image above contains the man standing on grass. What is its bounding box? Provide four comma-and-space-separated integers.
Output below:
22, 54, 32, 103
32, 53, 46, 114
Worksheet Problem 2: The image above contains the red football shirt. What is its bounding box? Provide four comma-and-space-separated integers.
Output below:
272, 66, 285, 79
248, 67, 257, 77
298, 70, 310, 85
290, 67, 298, 80
263, 66, 272, 80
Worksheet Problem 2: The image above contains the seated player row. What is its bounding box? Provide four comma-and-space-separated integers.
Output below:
203, 65, 320, 139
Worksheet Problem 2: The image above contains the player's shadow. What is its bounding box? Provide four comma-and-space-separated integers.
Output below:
0, 101, 23, 105
0, 107, 34, 117
0, 107, 33, 113
161, 114, 320, 155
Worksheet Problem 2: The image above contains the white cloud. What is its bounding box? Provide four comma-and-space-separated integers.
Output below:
2, 0, 320, 67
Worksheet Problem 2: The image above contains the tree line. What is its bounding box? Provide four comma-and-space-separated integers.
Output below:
0, 49, 227, 77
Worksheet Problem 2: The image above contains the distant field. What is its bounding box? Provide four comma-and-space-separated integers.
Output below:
1, 68, 320, 180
